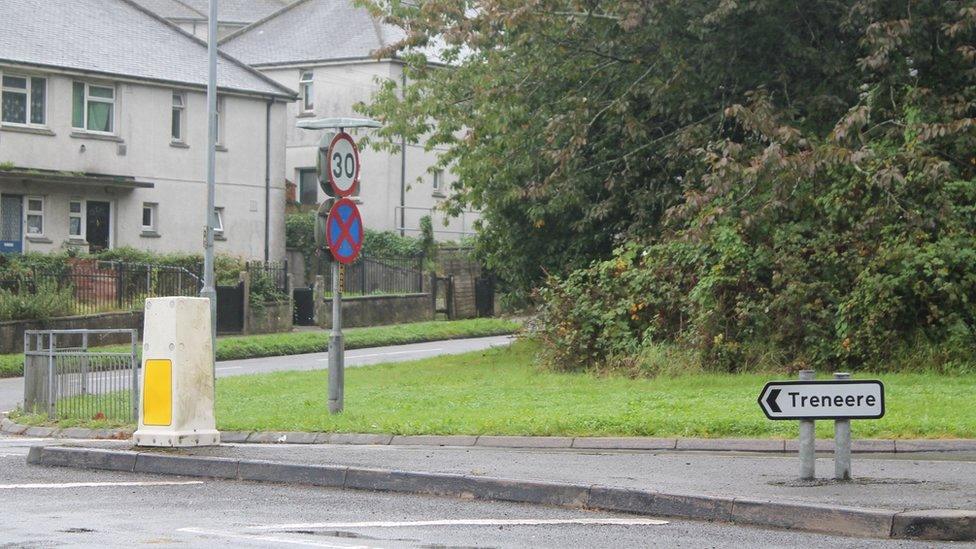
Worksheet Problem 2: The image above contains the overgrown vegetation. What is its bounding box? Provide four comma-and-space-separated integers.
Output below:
0, 280, 76, 321
361, 1, 976, 373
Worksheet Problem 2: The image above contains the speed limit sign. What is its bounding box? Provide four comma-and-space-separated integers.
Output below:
318, 131, 360, 197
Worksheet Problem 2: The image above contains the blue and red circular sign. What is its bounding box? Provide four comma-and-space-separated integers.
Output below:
326, 198, 363, 264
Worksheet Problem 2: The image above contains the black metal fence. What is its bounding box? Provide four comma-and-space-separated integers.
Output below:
246, 260, 288, 294
0, 261, 201, 317
316, 255, 424, 295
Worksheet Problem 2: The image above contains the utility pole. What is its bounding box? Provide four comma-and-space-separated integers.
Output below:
200, 0, 218, 381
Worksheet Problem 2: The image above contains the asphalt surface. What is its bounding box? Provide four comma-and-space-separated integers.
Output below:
152, 442, 976, 512
0, 436, 951, 548
0, 335, 514, 414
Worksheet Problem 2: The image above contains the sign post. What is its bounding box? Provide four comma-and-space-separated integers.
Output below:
298, 117, 379, 415
758, 374, 884, 480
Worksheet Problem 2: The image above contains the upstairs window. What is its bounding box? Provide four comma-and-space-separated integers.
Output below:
432, 170, 444, 193
72, 82, 115, 133
1, 75, 46, 125
171, 92, 186, 142
299, 70, 314, 111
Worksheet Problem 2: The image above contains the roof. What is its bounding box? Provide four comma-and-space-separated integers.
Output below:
178, 0, 292, 24
0, 0, 296, 99
220, 0, 407, 66
0, 168, 154, 190
128, 0, 204, 20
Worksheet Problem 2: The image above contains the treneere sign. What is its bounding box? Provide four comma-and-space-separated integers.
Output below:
758, 380, 884, 420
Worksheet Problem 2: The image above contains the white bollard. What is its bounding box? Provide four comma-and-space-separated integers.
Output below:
133, 297, 220, 447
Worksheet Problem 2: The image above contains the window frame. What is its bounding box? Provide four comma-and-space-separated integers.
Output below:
68, 199, 85, 240
1, 72, 46, 126
214, 95, 224, 146
213, 207, 224, 234
299, 70, 314, 112
25, 195, 44, 237
432, 170, 445, 194
72, 81, 116, 134
142, 202, 158, 232
171, 92, 186, 143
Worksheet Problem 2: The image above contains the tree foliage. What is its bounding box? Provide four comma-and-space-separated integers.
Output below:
361, 0, 976, 370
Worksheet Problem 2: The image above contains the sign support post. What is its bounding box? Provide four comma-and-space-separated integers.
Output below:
834, 372, 852, 480
798, 369, 816, 481
328, 259, 344, 414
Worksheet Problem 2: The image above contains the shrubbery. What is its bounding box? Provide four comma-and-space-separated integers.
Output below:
0, 280, 75, 321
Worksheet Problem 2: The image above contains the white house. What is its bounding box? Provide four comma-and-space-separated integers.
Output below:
0, 0, 296, 260
219, 0, 479, 240
130, 0, 292, 41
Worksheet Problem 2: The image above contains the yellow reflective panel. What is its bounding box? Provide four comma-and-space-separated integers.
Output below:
143, 359, 172, 426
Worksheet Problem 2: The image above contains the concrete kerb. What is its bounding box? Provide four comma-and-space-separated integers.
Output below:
6, 418, 976, 453
25, 445, 976, 542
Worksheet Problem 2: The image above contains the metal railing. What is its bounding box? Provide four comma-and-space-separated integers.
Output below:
23, 329, 139, 422
246, 260, 288, 294
316, 255, 424, 295
0, 261, 201, 317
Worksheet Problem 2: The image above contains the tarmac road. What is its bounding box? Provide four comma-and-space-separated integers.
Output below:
0, 335, 514, 414
0, 436, 944, 548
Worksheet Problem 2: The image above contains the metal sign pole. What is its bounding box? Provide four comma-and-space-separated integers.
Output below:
200, 0, 218, 394
798, 369, 816, 480
328, 260, 344, 414
834, 372, 852, 480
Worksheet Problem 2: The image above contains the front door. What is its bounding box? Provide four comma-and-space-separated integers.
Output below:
0, 194, 23, 254
86, 201, 111, 253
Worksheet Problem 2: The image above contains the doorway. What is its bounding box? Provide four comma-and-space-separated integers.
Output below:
85, 201, 111, 253
0, 194, 23, 254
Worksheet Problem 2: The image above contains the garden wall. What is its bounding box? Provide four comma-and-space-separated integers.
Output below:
317, 293, 433, 328
245, 301, 293, 335
0, 311, 144, 354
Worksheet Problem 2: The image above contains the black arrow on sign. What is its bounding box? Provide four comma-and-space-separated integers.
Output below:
765, 388, 781, 413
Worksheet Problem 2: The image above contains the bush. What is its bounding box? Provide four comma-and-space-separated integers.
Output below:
0, 280, 75, 321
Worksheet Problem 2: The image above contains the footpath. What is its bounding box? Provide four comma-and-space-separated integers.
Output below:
25, 437, 976, 542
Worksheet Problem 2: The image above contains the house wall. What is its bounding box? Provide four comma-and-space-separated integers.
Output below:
0, 66, 289, 260
260, 60, 479, 240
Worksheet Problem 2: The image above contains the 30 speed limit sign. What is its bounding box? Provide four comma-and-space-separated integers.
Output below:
318, 131, 360, 197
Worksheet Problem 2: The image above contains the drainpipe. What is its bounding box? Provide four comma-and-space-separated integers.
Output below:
265, 99, 272, 262
399, 69, 407, 237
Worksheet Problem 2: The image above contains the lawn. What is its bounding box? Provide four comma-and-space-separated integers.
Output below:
0, 317, 520, 378
215, 340, 976, 439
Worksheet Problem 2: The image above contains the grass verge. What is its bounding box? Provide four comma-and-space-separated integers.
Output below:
15, 339, 974, 439
214, 340, 976, 439
0, 317, 520, 378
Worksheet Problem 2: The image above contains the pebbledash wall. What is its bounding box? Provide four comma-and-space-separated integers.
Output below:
0, 69, 289, 260
261, 62, 479, 239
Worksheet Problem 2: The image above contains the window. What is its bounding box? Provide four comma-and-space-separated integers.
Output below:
299, 70, 314, 111
25, 197, 43, 236
171, 92, 185, 142
213, 207, 224, 234
142, 203, 158, 232
69, 200, 84, 238
215, 96, 224, 145
72, 82, 115, 133
432, 170, 444, 193
1, 75, 45, 125
298, 168, 318, 205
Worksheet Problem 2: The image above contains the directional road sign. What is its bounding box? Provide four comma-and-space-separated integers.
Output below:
325, 197, 363, 264
758, 380, 884, 420
320, 131, 360, 197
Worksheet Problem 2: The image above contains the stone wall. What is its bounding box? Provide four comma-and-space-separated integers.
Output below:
439, 251, 482, 320
317, 293, 433, 328
245, 301, 294, 335
0, 311, 144, 354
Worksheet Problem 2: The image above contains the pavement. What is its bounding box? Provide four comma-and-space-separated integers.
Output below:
1, 435, 965, 547
0, 335, 514, 414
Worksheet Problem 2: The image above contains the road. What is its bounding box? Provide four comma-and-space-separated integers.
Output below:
0, 435, 941, 547
0, 335, 514, 414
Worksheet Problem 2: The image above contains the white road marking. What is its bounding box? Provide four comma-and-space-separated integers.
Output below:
179, 527, 375, 548
216, 366, 244, 371
249, 518, 668, 531
316, 348, 445, 362
0, 481, 204, 490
